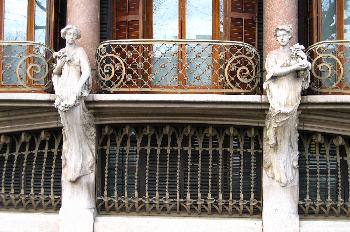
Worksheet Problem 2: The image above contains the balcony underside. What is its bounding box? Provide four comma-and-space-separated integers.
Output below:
0, 93, 350, 135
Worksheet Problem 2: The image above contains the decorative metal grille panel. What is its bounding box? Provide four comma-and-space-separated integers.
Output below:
96, 40, 261, 93
299, 132, 350, 217
0, 41, 54, 92
306, 40, 350, 94
97, 124, 262, 216
0, 129, 62, 211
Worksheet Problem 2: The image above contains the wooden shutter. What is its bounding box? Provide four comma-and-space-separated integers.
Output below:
224, 0, 257, 46
114, 0, 144, 39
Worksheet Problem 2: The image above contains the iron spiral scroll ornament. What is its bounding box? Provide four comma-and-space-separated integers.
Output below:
306, 40, 350, 94
97, 44, 126, 91
0, 41, 54, 90
224, 52, 259, 91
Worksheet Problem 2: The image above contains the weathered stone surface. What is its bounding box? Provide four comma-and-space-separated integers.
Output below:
262, 25, 311, 232
52, 25, 96, 232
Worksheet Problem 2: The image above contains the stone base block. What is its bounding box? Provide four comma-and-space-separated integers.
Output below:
59, 208, 96, 232
263, 212, 299, 232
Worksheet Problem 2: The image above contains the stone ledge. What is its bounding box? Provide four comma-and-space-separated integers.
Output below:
0, 93, 349, 135
0, 212, 349, 232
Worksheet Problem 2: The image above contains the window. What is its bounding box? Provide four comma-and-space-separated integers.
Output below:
112, 0, 259, 45
0, 0, 52, 43
0, 0, 65, 90
307, 0, 350, 44
106, 0, 261, 89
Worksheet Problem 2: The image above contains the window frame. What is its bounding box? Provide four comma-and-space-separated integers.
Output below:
309, 0, 346, 43
0, 0, 58, 90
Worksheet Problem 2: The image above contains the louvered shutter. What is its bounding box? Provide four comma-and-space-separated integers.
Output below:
115, 0, 144, 39
225, 0, 257, 46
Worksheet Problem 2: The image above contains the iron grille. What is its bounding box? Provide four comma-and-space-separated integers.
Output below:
299, 132, 350, 217
0, 129, 62, 211
96, 124, 263, 216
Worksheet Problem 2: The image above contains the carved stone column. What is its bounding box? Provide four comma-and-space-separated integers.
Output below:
263, 0, 298, 61
262, 23, 311, 232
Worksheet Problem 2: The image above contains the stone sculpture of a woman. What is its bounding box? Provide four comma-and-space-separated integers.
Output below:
263, 25, 311, 187
52, 25, 96, 232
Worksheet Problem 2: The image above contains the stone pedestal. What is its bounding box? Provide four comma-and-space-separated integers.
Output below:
59, 208, 96, 232
263, 171, 299, 232
59, 171, 96, 232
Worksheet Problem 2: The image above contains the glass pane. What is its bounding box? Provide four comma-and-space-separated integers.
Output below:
186, 0, 212, 85
186, 0, 212, 39
321, 0, 336, 40
153, 0, 178, 39
4, 0, 28, 40
152, 0, 179, 86
220, 0, 224, 40
35, 0, 47, 43
3, 0, 27, 85
345, 0, 350, 84
345, 0, 350, 39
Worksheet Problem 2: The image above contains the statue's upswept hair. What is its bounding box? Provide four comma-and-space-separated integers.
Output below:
60, 25, 81, 39
273, 24, 293, 37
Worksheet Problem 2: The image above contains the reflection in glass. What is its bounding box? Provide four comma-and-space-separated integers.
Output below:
345, 0, 350, 39
35, 0, 47, 44
3, 0, 28, 85
186, 0, 212, 85
321, 0, 336, 40
4, 0, 28, 40
345, 0, 350, 84
153, 0, 178, 85
153, 0, 178, 39
186, 0, 212, 40
220, 0, 224, 40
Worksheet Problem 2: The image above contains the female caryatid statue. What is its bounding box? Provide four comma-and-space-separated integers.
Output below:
263, 25, 311, 187
52, 25, 95, 210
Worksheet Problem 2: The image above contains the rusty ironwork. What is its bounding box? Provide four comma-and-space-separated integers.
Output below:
96, 124, 262, 216
96, 40, 261, 93
306, 40, 350, 94
0, 41, 54, 92
299, 132, 350, 217
0, 130, 62, 211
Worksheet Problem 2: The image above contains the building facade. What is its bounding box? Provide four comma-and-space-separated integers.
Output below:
0, 0, 350, 231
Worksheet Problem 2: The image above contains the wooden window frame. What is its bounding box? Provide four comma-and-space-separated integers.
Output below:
0, 0, 57, 91
0, 0, 56, 44
147, 0, 223, 90
309, 0, 346, 43
111, 0, 258, 91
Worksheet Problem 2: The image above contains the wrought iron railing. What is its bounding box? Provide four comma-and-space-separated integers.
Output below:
97, 124, 262, 216
0, 130, 62, 211
0, 41, 54, 92
299, 132, 350, 217
96, 40, 261, 94
306, 40, 350, 94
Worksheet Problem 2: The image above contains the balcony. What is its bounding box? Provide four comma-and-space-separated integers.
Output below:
1, 40, 350, 95
0, 41, 54, 92
96, 40, 261, 94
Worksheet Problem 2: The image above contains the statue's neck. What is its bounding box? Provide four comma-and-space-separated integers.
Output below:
65, 44, 77, 50
279, 45, 290, 53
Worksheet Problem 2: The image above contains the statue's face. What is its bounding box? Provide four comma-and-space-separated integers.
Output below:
276, 30, 291, 47
65, 29, 78, 45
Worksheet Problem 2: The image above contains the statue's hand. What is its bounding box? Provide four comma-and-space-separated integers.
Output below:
293, 61, 309, 71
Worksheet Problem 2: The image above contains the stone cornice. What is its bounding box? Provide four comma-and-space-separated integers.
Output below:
0, 93, 349, 135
